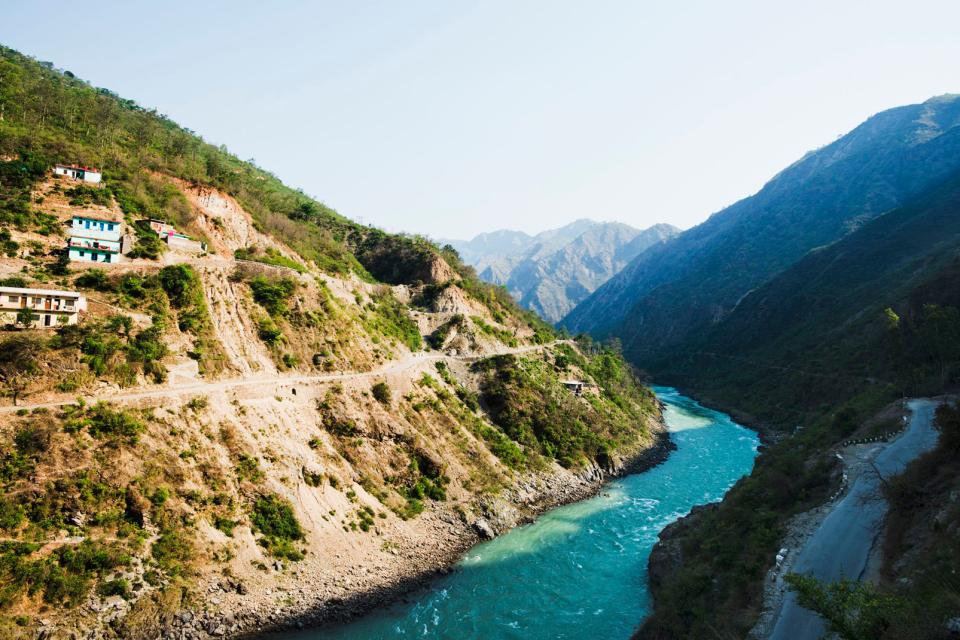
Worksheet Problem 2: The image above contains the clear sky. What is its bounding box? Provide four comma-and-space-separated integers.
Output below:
3, 1, 959, 239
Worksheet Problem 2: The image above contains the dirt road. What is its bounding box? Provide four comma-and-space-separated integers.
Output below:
0, 342, 559, 415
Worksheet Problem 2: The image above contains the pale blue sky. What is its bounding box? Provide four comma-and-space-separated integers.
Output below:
4, 1, 959, 238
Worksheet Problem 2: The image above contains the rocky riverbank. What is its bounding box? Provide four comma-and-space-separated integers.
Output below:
150, 426, 675, 640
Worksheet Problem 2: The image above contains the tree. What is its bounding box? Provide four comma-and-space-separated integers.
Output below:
785, 574, 903, 640
15, 308, 37, 328
0, 334, 44, 405
47, 250, 71, 276
372, 381, 391, 405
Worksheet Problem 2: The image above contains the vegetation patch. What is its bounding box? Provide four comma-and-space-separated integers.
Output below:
362, 289, 422, 352
250, 494, 305, 561
474, 345, 655, 468
0, 539, 131, 608
235, 246, 305, 273
63, 402, 146, 444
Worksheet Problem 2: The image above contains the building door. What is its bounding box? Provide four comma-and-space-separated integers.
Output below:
43, 314, 51, 327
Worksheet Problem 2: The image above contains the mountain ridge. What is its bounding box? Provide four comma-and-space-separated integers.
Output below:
561, 94, 960, 363
447, 220, 678, 322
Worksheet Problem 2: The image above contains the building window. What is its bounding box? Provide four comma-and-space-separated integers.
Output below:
8, 296, 18, 303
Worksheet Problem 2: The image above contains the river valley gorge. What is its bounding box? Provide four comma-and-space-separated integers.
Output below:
270, 388, 759, 640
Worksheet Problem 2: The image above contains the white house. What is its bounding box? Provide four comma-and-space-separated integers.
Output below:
54, 164, 103, 184
0, 286, 87, 328
68, 213, 128, 263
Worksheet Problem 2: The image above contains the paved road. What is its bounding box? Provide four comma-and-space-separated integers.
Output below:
0, 342, 560, 414
768, 399, 941, 639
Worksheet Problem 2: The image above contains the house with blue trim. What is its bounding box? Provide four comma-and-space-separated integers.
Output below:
67, 213, 131, 263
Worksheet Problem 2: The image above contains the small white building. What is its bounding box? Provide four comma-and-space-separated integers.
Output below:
54, 164, 103, 184
0, 286, 87, 328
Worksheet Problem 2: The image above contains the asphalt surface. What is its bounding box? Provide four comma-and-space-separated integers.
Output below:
768, 399, 940, 640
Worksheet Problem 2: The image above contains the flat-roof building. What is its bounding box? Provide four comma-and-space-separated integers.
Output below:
68, 213, 128, 263
0, 286, 87, 328
54, 164, 102, 184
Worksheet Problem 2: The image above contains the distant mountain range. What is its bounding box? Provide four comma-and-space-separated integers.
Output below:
444, 220, 678, 322
562, 94, 960, 367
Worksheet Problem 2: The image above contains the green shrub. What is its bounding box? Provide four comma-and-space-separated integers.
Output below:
248, 276, 297, 317
0, 540, 133, 608
250, 494, 304, 560
96, 578, 130, 599
235, 455, 263, 482
151, 531, 192, 576
371, 381, 391, 405
363, 291, 422, 351
73, 269, 113, 291
471, 316, 518, 347
234, 247, 305, 273
213, 516, 237, 537
257, 317, 284, 346
0, 497, 25, 531
251, 495, 303, 541
0, 276, 27, 288
64, 403, 145, 443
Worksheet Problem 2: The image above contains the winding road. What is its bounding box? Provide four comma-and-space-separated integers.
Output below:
768, 398, 941, 639
0, 342, 559, 415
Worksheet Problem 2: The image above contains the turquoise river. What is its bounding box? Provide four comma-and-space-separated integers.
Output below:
273, 387, 759, 640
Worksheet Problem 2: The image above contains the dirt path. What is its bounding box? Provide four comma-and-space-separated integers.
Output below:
0, 342, 560, 414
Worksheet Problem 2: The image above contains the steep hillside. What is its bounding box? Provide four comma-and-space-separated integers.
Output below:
562, 94, 960, 365
0, 46, 665, 640
448, 221, 677, 322
655, 168, 960, 429
634, 170, 960, 639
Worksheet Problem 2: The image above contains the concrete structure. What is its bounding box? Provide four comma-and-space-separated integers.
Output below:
0, 286, 86, 328
54, 164, 102, 184
165, 232, 205, 253
68, 214, 126, 263
561, 379, 598, 397
148, 219, 176, 237
147, 219, 206, 253
561, 379, 586, 396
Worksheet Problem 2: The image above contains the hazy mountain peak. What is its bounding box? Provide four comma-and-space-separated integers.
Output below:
447, 220, 678, 322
